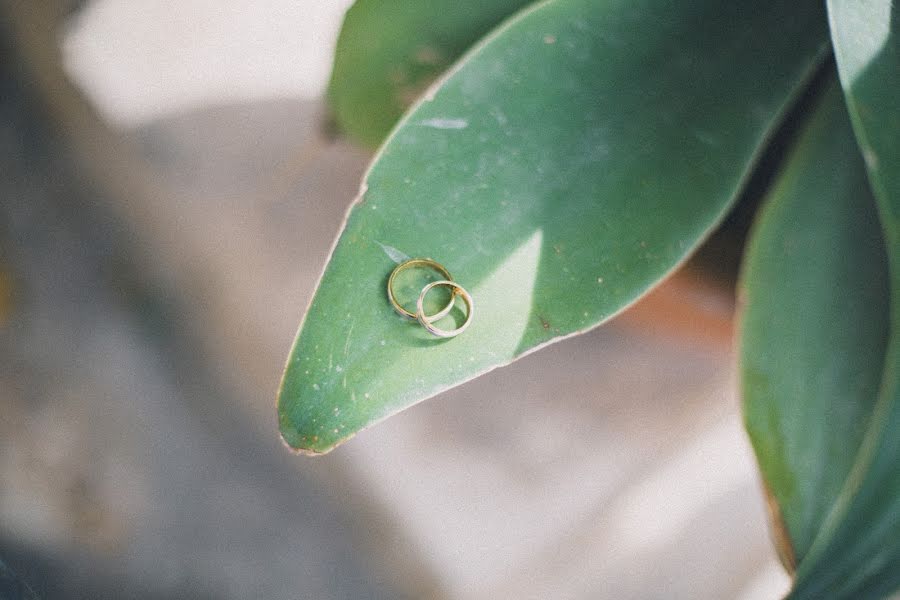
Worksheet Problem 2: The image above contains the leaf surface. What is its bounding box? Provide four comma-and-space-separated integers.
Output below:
328, 0, 535, 146
279, 0, 828, 454
779, 4, 900, 597
739, 81, 890, 580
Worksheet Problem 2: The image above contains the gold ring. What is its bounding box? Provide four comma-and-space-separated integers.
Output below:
416, 280, 474, 338
387, 258, 456, 320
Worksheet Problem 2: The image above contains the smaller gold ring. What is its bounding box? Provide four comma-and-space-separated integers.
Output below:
416, 280, 474, 338
387, 258, 456, 320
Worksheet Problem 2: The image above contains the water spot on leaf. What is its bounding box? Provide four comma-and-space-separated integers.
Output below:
418, 117, 469, 129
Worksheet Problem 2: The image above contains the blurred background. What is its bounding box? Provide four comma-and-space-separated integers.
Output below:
1, 1, 790, 598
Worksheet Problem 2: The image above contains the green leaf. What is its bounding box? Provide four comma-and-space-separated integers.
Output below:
778, 4, 900, 598
328, 0, 535, 147
738, 80, 890, 580
828, 0, 900, 246
278, 0, 828, 454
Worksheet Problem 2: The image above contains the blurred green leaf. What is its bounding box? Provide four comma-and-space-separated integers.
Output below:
739, 81, 890, 580
778, 4, 900, 598
328, 0, 535, 147
278, 0, 828, 454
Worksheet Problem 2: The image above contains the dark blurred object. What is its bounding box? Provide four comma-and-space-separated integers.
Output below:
0, 558, 39, 600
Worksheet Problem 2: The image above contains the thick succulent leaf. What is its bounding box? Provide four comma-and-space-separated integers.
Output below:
278, 0, 829, 454
828, 0, 900, 243
782, 4, 900, 598
739, 81, 890, 578
327, 0, 535, 146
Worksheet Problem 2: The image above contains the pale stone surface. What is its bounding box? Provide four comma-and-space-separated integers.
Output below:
62, 0, 354, 125
0, 67, 404, 598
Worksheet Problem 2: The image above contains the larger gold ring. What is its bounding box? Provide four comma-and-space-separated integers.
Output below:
416, 280, 474, 338
387, 258, 456, 320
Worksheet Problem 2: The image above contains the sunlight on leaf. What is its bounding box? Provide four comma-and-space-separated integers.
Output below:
279, 0, 829, 454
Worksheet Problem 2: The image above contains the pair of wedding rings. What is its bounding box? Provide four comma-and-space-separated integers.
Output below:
387, 258, 474, 338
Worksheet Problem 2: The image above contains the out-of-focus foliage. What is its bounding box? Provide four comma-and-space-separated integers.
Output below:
327, 0, 532, 146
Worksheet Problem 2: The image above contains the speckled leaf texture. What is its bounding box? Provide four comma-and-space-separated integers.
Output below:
278, 0, 829, 454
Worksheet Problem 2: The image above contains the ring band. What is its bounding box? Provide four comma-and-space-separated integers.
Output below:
416, 280, 474, 338
387, 258, 456, 320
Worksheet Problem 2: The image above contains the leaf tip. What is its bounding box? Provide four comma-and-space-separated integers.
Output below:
277, 392, 357, 456
277, 416, 339, 456
279, 433, 333, 456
